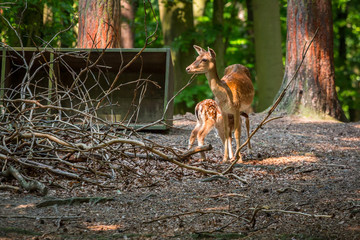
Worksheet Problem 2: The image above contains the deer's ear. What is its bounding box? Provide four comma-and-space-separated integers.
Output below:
208, 47, 216, 58
194, 45, 206, 55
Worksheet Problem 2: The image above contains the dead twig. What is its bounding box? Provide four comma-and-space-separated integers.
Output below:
0, 184, 21, 192
0, 215, 80, 220
249, 206, 334, 219
179, 144, 212, 160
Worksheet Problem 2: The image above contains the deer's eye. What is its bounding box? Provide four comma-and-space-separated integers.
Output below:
201, 59, 208, 62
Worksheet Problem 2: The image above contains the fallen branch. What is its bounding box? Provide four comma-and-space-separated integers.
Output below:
179, 144, 212, 160
1, 165, 48, 195
0, 215, 80, 220
36, 196, 115, 208
123, 144, 212, 161
226, 173, 248, 184
11, 157, 101, 185
0, 184, 21, 192
201, 175, 228, 182
249, 206, 334, 219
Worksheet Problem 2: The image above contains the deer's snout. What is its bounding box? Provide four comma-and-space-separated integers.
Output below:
186, 66, 192, 73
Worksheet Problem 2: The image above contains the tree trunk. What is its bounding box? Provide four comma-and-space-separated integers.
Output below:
77, 0, 121, 48
193, 0, 207, 26
158, 0, 194, 113
212, 0, 225, 76
277, 0, 347, 121
120, 0, 134, 48
252, 0, 283, 112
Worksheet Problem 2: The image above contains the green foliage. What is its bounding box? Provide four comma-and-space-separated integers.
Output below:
174, 75, 214, 108
0, 0, 78, 48
134, 0, 163, 48
332, 0, 360, 121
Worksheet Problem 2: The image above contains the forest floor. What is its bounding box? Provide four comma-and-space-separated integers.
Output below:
0, 112, 359, 240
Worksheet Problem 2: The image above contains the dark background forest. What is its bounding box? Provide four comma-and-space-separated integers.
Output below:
0, 0, 359, 121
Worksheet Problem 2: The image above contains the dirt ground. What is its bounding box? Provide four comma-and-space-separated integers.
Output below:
0, 112, 359, 240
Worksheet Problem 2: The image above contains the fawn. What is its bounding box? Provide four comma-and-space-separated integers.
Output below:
188, 99, 250, 160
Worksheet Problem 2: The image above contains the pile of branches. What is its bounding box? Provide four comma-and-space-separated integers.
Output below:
0, 38, 217, 194
0, 0, 200, 195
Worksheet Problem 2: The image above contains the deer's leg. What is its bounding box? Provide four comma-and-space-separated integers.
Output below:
189, 123, 201, 149
197, 119, 215, 160
227, 136, 233, 160
241, 112, 251, 150
222, 113, 230, 162
216, 120, 233, 160
233, 111, 242, 160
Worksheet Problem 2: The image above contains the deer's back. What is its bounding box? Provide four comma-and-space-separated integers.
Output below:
221, 64, 254, 110
195, 99, 220, 123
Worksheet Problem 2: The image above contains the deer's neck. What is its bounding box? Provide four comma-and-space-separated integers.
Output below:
205, 66, 228, 99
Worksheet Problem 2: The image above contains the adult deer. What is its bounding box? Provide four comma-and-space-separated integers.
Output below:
186, 45, 254, 162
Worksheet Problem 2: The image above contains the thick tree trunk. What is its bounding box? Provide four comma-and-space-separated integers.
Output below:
252, 0, 283, 112
77, 0, 122, 48
277, 0, 347, 121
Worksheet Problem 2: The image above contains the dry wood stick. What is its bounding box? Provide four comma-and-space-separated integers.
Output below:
10, 157, 100, 185
0, 215, 80, 220
1, 165, 48, 195
36, 196, 115, 208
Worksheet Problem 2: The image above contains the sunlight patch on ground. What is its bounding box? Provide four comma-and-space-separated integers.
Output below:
309, 141, 359, 152
15, 203, 36, 209
257, 156, 318, 165
336, 146, 360, 151
87, 224, 123, 231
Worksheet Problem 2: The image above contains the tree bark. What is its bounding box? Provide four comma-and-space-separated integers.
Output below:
252, 0, 283, 112
277, 0, 347, 121
212, 0, 225, 76
77, 0, 122, 48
